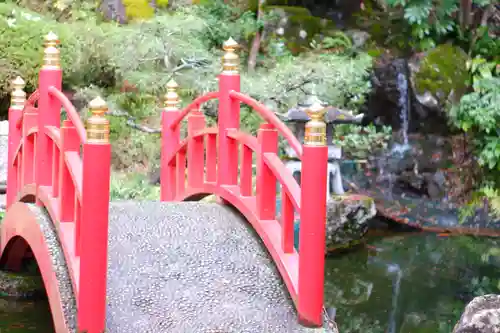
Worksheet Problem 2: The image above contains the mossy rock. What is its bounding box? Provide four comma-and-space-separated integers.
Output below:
0, 271, 45, 299
413, 44, 469, 107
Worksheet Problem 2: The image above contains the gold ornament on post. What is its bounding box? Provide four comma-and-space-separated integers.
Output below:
303, 95, 327, 146
87, 97, 110, 144
163, 79, 180, 112
11, 76, 26, 110
222, 37, 239, 75
43, 31, 60, 69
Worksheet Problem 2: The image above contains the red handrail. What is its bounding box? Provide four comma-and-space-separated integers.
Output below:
226, 129, 301, 211
27, 89, 40, 105
47, 86, 87, 143
168, 92, 219, 130
15, 90, 40, 130
229, 91, 303, 159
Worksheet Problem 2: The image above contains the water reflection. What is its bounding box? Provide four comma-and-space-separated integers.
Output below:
0, 297, 53, 332
324, 232, 500, 333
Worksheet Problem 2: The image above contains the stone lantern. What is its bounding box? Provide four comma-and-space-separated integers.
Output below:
281, 94, 365, 197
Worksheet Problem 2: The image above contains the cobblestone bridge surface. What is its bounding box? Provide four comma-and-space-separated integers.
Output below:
34, 201, 335, 333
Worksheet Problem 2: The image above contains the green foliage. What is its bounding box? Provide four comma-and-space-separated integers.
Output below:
333, 124, 392, 160
385, 0, 498, 56
103, 9, 218, 95
386, 0, 458, 50
310, 31, 354, 54
0, 3, 113, 95
110, 172, 160, 200
194, 0, 261, 50
244, 52, 374, 112
450, 75, 500, 173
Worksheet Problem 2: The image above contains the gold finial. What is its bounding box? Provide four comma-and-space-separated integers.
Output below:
222, 37, 239, 75
163, 79, 180, 111
87, 97, 110, 144
11, 76, 26, 110
43, 32, 60, 69
303, 96, 327, 146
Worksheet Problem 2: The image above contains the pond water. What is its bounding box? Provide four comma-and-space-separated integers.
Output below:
0, 297, 53, 332
1, 231, 499, 332
325, 231, 500, 333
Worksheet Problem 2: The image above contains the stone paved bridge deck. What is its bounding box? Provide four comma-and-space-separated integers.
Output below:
35, 201, 335, 333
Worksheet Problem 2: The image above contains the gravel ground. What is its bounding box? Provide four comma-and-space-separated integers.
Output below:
106, 201, 335, 333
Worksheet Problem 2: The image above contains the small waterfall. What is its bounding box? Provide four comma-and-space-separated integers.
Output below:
396, 70, 409, 146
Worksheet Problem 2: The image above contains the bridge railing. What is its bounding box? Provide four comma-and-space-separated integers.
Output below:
159, 38, 329, 327
7, 33, 111, 333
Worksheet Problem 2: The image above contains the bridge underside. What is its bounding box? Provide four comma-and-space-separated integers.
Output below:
105, 201, 331, 333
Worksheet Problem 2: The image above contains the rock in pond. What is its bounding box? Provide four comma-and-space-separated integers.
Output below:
453, 294, 500, 333
325, 194, 376, 251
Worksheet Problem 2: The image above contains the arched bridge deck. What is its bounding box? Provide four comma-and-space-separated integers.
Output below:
105, 201, 329, 332
1, 34, 336, 333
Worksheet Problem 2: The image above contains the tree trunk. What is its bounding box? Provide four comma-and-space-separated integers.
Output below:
247, 0, 265, 72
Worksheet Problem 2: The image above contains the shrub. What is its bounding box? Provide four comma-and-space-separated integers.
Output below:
0, 3, 114, 95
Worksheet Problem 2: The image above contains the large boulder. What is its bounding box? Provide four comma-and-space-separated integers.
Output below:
409, 44, 469, 133
453, 294, 500, 333
365, 45, 469, 137
325, 194, 376, 250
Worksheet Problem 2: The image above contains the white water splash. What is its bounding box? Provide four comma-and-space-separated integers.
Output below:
396, 72, 409, 146
387, 264, 403, 333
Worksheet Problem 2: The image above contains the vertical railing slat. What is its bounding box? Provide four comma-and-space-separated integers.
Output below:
281, 190, 295, 254
240, 144, 253, 196
206, 133, 217, 183
187, 109, 206, 188
256, 124, 278, 220
59, 120, 79, 223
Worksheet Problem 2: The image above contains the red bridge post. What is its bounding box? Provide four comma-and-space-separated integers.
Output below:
298, 100, 328, 326
79, 97, 112, 333
37, 32, 62, 202
218, 38, 241, 188
160, 80, 181, 201
6, 77, 26, 207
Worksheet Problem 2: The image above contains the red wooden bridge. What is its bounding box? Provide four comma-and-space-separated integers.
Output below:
0, 33, 333, 333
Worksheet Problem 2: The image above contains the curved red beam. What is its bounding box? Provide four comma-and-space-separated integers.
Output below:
0, 202, 75, 333
168, 92, 219, 130
163, 127, 219, 166
12, 129, 37, 167
229, 91, 303, 159
27, 89, 40, 106
15, 90, 41, 130
48, 86, 87, 144
45, 125, 62, 149
226, 129, 301, 211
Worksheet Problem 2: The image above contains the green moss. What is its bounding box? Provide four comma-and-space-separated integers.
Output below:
415, 44, 469, 105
